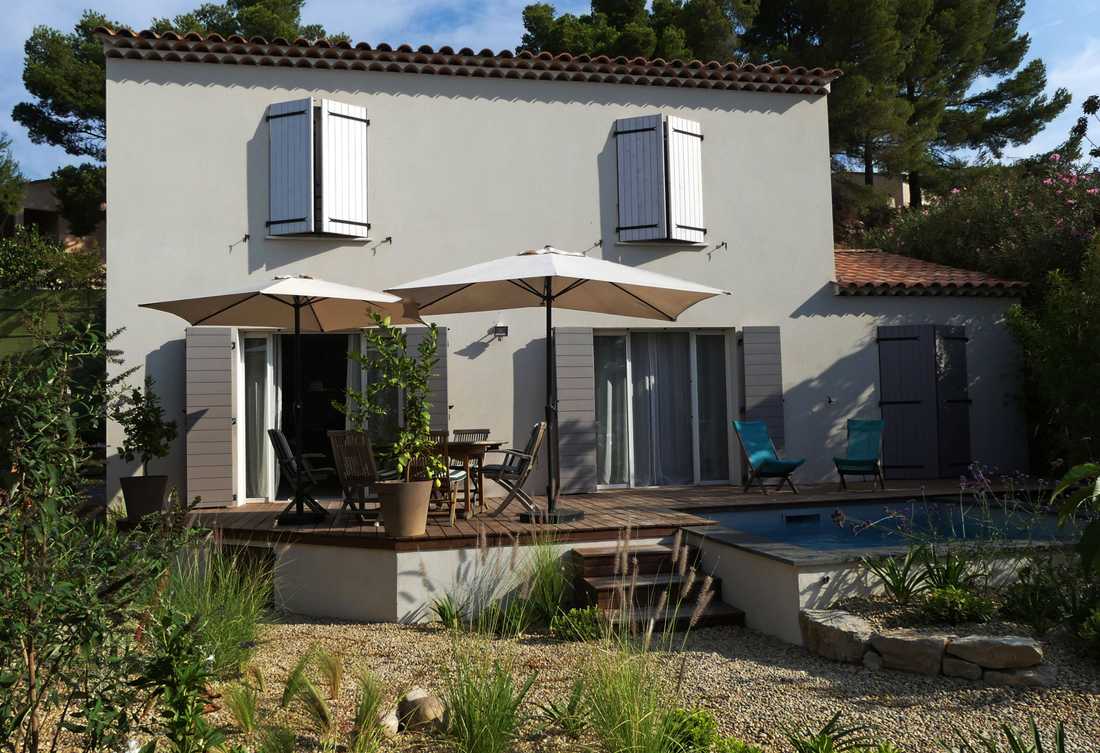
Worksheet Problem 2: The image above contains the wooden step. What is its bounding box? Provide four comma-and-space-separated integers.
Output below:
609, 601, 746, 632
569, 543, 699, 578
579, 572, 722, 609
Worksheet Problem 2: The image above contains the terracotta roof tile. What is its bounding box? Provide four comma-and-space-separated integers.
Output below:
93, 26, 841, 95
833, 249, 1026, 297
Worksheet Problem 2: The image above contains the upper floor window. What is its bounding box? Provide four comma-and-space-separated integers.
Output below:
614, 114, 705, 244
267, 98, 370, 238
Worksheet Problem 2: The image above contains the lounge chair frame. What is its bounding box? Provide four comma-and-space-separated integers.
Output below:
733, 420, 803, 494
484, 422, 547, 516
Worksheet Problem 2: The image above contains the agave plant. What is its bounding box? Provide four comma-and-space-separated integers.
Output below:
860, 548, 928, 604
536, 677, 587, 738
944, 720, 1086, 753
786, 712, 876, 753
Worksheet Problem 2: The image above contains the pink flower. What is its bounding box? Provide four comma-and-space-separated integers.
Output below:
950, 187, 961, 194
1050, 153, 1061, 162
1088, 188, 1100, 195
1042, 178, 1054, 185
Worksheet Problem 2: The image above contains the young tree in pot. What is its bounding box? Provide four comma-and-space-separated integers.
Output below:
345, 313, 446, 536
112, 376, 178, 520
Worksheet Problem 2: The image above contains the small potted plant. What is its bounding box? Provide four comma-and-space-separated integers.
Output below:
112, 376, 178, 520
346, 314, 445, 536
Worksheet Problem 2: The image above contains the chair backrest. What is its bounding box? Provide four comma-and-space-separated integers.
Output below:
846, 419, 884, 462
453, 427, 491, 443
732, 420, 779, 470
513, 421, 547, 472
268, 429, 299, 476
328, 430, 378, 489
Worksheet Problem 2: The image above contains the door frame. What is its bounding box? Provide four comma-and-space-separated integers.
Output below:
235, 329, 279, 504
594, 327, 735, 490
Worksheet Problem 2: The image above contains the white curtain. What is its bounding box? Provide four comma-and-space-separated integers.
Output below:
631, 332, 693, 486
695, 334, 730, 481
595, 335, 629, 485
243, 337, 269, 499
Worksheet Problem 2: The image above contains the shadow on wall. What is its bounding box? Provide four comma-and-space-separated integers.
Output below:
397, 546, 527, 625
512, 336, 549, 493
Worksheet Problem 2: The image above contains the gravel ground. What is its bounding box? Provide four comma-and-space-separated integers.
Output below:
204, 615, 1100, 753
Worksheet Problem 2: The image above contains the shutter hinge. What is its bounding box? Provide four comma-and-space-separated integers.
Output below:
614, 126, 658, 136
232, 493, 238, 501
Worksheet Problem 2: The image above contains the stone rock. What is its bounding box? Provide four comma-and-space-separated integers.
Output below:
397, 690, 445, 732
377, 708, 399, 738
946, 635, 1043, 670
984, 665, 1057, 688
403, 687, 429, 702
799, 609, 874, 664
862, 649, 883, 671
869, 631, 950, 676
942, 656, 983, 681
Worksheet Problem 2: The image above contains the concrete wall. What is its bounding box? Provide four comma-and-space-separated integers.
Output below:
105, 58, 1027, 502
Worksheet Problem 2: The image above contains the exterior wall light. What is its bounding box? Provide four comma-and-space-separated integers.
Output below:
491, 323, 509, 340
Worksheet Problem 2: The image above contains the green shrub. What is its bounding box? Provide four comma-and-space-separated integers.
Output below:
475, 597, 533, 638
257, 727, 296, 753
714, 738, 766, 753
923, 547, 982, 591
925, 586, 996, 624
161, 542, 273, 678
944, 718, 1073, 753
536, 677, 587, 739
443, 646, 535, 753
860, 547, 928, 604
664, 707, 720, 751
1078, 608, 1100, 656
1001, 557, 1070, 632
349, 669, 387, 753
551, 605, 606, 641
223, 683, 260, 741
432, 593, 464, 630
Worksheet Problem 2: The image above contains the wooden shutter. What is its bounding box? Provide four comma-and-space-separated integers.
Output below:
320, 99, 370, 236
739, 326, 785, 450
666, 116, 705, 243
406, 326, 448, 432
185, 327, 235, 507
267, 98, 314, 235
614, 115, 667, 242
877, 325, 939, 479
935, 325, 972, 477
555, 327, 597, 493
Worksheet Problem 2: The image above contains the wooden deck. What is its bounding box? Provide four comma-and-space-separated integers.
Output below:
189, 480, 967, 552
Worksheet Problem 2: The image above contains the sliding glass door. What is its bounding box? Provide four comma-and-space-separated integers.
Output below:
595, 330, 731, 488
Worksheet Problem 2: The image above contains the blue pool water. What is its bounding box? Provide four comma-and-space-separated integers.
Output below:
699, 498, 1074, 550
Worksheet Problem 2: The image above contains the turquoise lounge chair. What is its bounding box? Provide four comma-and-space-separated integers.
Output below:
733, 420, 805, 494
833, 419, 885, 491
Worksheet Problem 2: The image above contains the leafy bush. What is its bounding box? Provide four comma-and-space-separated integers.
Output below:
0, 225, 103, 289
861, 547, 928, 604
714, 738, 767, 753
664, 707, 720, 751
137, 608, 224, 753
475, 597, 534, 639
1078, 608, 1100, 657
111, 376, 178, 475
161, 542, 273, 678
1000, 555, 1088, 632
925, 586, 996, 624
551, 605, 607, 641
443, 646, 535, 753
432, 593, 464, 630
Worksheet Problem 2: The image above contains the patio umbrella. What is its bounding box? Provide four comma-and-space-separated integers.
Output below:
141, 275, 421, 525
387, 246, 728, 522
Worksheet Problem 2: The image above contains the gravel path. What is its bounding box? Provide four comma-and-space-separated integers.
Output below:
212, 616, 1100, 752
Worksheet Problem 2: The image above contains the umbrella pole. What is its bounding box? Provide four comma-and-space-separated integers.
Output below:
277, 297, 328, 525
519, 276, 584, 524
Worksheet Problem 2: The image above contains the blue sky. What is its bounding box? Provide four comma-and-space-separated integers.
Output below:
3, 0, 1098, 179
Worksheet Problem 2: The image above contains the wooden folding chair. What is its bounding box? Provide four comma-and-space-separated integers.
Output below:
483, 422, 547, 516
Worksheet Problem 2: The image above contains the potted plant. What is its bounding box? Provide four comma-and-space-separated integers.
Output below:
345, 314, 446, 536
112, 376, 178, 521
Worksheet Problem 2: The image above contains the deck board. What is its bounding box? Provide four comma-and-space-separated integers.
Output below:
189, 480, 966, 552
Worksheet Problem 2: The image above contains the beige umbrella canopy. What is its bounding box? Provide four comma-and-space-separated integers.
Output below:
141, 274, 421, 525
388, 246, 729, 521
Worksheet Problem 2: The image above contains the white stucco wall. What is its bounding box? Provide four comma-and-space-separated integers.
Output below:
105, 59, 1027, 502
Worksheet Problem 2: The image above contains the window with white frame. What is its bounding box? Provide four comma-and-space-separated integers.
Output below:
613, 114, 706, 244
267, 98, 370, 237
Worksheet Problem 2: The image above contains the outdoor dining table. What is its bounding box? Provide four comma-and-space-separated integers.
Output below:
447, 440, 504, 519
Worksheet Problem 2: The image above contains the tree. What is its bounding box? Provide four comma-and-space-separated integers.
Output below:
738, 0, 1070, 205
51, 163, 105, 236
0, 134, 23, 218
150, 0, 346, 42
0, 226, 104, 290
520, 0, 758, 61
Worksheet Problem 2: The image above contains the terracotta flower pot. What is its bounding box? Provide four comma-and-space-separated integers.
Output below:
377, 480, 433, 537
120, 475, 170, 521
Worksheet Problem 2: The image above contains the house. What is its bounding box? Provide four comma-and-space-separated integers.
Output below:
835, 171, 914, 208
99, 28, 1029, 515
1, 178, 107, 260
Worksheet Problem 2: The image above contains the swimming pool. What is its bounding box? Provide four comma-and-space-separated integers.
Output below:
698, 497, 1072, 551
